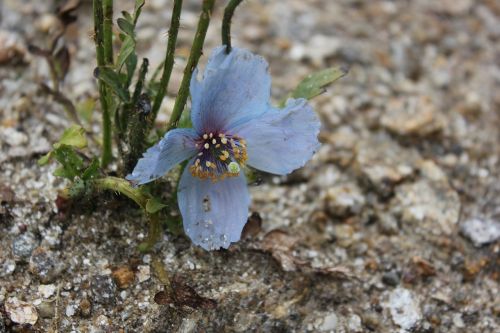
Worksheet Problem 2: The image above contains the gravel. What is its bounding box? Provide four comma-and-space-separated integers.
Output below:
386, 287, 422, 332
0, 0, 499, 332
460, 217, 500, 247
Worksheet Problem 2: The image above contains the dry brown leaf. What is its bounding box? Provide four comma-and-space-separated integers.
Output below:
412, 256, 436, 277
154, 275, 216, 310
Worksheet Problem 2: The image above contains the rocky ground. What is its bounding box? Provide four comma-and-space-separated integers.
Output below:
1, 0, 499, 332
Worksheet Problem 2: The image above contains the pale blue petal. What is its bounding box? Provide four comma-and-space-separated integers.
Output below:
126, 128, 198, 185
177, 162, 250, 250
190, 46, 271, 133
231, 98, 321, 175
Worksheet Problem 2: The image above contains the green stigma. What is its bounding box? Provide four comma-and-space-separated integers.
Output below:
228, 161, 240, 174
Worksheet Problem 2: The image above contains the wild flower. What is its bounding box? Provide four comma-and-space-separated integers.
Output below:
127, 46, 320, 250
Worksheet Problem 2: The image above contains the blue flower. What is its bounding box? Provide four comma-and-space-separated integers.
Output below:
127, 46, 320, 250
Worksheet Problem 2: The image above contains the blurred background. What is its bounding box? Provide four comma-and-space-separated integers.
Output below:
0, 0, 499, 332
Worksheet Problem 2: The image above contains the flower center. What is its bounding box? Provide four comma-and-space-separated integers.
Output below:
190, 132, 247, 181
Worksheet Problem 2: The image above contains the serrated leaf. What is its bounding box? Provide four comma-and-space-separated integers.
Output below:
38, 152, 52, 166
145, 197, 167, 214
283, 66, 348, 106
116, 36, 136, 71
54, 125, 87, 149
117, 17, 134, 36
94, 66, 130, 102
52, 145, 84, 180
81, 159, 100, 180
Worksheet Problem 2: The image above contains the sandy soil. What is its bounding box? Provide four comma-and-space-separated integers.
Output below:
1, 0, 499, 332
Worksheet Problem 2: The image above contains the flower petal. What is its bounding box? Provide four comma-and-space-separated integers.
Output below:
190, 46, 271, 133
231, 98, 321, 175
126, 128, 198, 185
178, 162, 250, 250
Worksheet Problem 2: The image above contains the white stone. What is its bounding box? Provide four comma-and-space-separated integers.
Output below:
319, 312, 338, 331
348, 314, 363, 332
38, 284, 56, 298
65, 304, 76, 317
1, 127, 28, 146
460, 218, 500, 247
5, 297, 38, 325
386, 288, 422, 332
137, 265, 151, 283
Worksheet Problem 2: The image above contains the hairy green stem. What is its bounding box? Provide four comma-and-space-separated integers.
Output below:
93, 0, 105, 66
102, 0, 114, 65
93, 176, 148, 208
93, 0, 113, 166
167, 0, 215, 132
222, 0, 243, 53
126, 60, 151, 172
138, 212, 162, 253
93, 176, 161, 252
151, 0, 183, 121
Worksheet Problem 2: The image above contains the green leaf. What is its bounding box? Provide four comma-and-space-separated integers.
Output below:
117, 17, 134, 36
94, 66, 130, 102
54, 125, 87, 149
116, 36, 136, 71
38, 152, 52, 166
121, 11, 133, 23
145, 197, 167, 214
134, 0, 146, 25
76, 98, 95, 123
283, 66, 348, 106
125, 53, 138, 88
52, 145, 84, 180
81, 159, 100, 180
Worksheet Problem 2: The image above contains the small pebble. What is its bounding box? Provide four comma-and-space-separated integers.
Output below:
79, 298, 92, 318
12, 232, 39, 260
460, 218, 500, 247
37, 301, 55, 319
112, 266, 135, 289
91, 275, 117, 305
29, 247, 61, 283
38, 284, 56, 298
348, 314, 363, 332
0, 258, 16, 277
382, 271, 400, 286
5, 297, 38, 325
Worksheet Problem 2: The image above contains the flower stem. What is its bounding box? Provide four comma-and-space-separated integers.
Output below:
102, 0, 114, 65
222, 0, 243, 54
137, 212, 162, 253
166, 0, 215, 132
93, 176, 149, 208
126, 60, 151, 172
151, 0, 183, 122
93, 0, 113, 167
